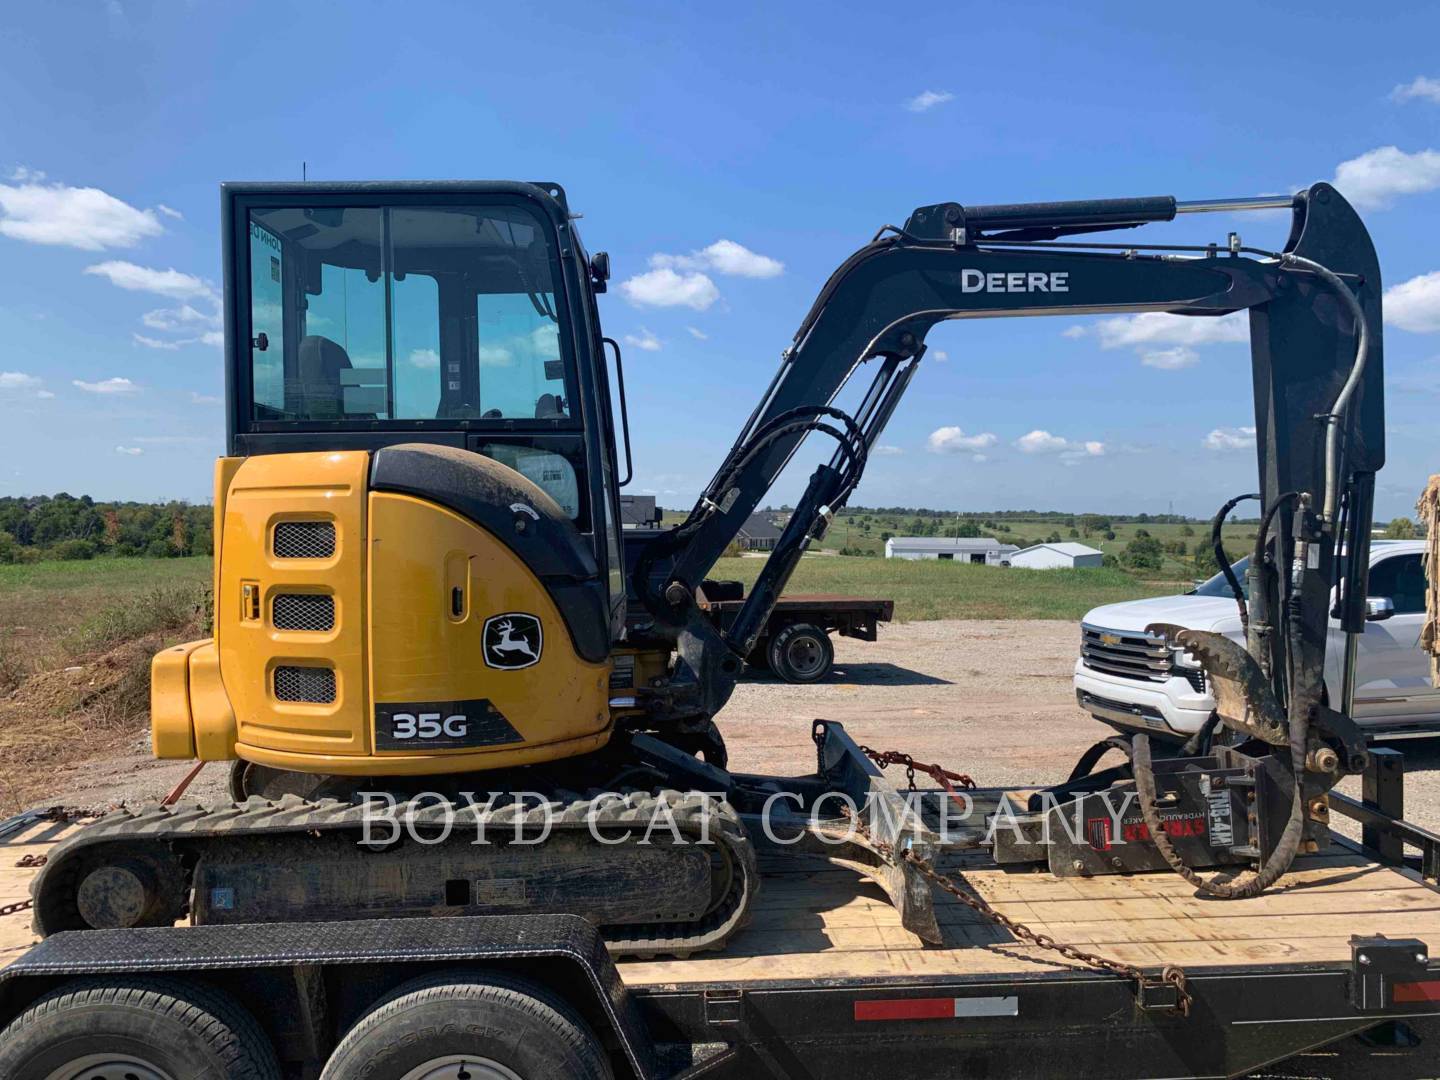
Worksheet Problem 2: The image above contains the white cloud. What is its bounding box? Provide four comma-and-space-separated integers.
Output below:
930, 349, 949, 361
1083, 310, 1249, 350
35, 390, 55, 399
1332, 146, 1440, 209
927, 426, 997, 453
1140, 346, 1200, 370
971, 453, 988, 463
114, 445, 143, 456
686, 326, 708, 340
1015, 430, 1105, 458
0, 371, 43, 391
0, 176, 164, 250
199, 330, 223, 347
651, 239, 783, 279
872, 445, 903, 456
905, 90, 954, 113
408, 348, 440, 369
74, 377, 138, 394
85, 261, 215, 300
619, 267, 720, 310
157, 203, 183, 219
141, 304, 217, 331
1061, 325, 1088, 339
624, 328, 662, 351
1384, 271, 1440, 333
478, 345, 513, 368
1203, 426, 1257, 451
1392, 77, 1440, 105
133, 333, 182, 350
190, 391, 222, 405
1015, 430, 1067, 454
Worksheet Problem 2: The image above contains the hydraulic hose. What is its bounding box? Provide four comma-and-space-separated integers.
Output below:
1209, 493, 1259, 631
1276, 253, 1370, 526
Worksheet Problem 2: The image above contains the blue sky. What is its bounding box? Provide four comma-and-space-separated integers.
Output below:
1, 0, 1438, 519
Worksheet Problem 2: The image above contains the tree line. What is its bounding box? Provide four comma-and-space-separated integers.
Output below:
0, 495, 212, 563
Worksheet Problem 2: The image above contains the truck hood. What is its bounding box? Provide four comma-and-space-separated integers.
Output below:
1084, 594, 1244, 635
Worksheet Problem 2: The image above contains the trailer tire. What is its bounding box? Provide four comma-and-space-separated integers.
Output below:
0, 975, 279, 1080
320, 970, 613, 1080
767, 622, 834, 683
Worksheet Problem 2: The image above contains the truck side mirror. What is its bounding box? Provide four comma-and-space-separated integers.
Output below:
1365, 596, 1395, 621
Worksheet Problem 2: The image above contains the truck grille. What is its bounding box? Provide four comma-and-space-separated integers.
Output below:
1081, 624, 1170, 682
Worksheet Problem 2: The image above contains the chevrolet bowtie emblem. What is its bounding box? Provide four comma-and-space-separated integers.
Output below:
1100, 633, 1122, 645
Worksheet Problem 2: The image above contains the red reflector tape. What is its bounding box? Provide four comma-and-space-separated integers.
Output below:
1393, 980, 1440, 1004
854, 996, 1018, 1022
855, 997, 954, 1021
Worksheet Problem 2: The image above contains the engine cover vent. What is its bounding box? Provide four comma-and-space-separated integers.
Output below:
273, 521, 336, 560
274, 666, 336, 704
272, 594, 335, 633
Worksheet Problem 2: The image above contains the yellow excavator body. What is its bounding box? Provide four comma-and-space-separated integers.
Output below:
152, 449, 613, 776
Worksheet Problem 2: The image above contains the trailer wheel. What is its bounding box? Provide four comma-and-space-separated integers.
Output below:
0, 975, 279, 1080
320, 971, 612, 1080
767, 622, 834, 683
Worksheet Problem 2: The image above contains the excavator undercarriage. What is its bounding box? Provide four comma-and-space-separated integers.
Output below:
31, 179, 1386, 954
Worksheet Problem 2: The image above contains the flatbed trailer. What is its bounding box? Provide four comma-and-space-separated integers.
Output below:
3, 748, 1440, 1078
700, 591, 895, 683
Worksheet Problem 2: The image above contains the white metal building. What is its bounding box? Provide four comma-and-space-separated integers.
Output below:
1009, 542, 1104, 569
883, 537, 1019, 565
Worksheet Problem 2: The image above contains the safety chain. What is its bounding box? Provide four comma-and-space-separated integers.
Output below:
1, 806, 99, 919
861, 745, 976, 812
844, 809, 1192, 1016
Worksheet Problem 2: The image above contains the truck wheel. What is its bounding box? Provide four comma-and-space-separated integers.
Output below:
767, 622, 834, 683
320, 971, 612, 1080
0, 976, 279, 1080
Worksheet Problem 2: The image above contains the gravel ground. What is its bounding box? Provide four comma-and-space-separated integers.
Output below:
40, 619, 1440, 836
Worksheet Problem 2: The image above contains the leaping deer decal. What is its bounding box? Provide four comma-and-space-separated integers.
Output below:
489, 618, 539, 663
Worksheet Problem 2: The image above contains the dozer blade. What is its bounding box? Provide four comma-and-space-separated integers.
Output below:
739, 720, 943, 944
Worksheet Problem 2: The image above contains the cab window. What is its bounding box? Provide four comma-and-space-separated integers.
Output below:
247, 203, 573, 423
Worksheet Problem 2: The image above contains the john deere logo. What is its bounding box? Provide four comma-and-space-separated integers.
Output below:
483, 613, 543, 670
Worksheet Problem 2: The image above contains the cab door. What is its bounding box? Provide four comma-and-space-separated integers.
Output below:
1350, 550, 1437, 724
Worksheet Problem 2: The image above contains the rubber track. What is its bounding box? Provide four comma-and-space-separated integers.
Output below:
31, 790, 758, 959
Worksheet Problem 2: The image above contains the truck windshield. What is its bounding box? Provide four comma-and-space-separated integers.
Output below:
247, 203, 573, 424
1190, 556, 1252, 599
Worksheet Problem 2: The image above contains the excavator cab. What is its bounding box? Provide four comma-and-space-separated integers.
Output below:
152, 182, 633, 781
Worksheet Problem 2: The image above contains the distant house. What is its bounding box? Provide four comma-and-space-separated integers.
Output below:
1009, 542, 1104, 569
620, 494, 662, 529
884, 536, 1019, 565
738, 513, 784, 551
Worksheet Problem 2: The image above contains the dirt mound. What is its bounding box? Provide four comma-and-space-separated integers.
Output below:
0, 630, 188, 810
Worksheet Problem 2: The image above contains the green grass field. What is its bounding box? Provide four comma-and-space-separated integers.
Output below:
0, 557, 212, 669
710, 555, 1178, 621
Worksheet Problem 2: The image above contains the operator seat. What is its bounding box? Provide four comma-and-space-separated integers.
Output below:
296, 335, 352, 419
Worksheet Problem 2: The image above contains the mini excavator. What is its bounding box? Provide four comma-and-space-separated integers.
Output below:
32, 180, 1385, 951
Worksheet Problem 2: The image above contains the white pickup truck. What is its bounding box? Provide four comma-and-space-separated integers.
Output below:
1074, 539, 1438, 740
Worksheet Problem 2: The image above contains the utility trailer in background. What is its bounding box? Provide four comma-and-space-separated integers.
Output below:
3, 742, 1440, 1079
697, 583, 894, 683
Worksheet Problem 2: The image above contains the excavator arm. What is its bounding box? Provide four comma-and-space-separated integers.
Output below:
639, 183, 1384, 758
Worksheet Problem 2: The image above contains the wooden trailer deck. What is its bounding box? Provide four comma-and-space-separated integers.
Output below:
6, 814, 1440, 987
